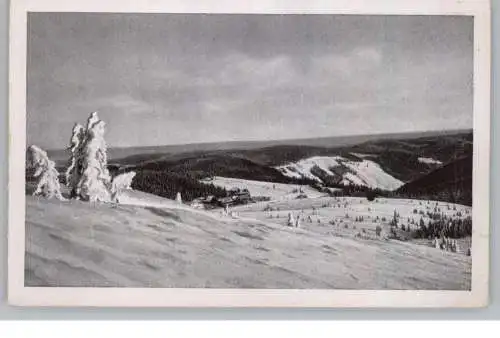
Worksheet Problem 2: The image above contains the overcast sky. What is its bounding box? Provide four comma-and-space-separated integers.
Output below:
27, 13, 473, 149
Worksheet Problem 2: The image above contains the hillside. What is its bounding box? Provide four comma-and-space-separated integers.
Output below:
133, 154, 308, 184
124, 154, 317, 202
110, 131, 471, 167
395, 155, 473, 206
25, 193, 471, 289
37, 131, 472, 204
275, 156, 404, 191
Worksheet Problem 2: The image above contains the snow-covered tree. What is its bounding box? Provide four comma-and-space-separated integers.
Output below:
63, 112, 138, 203
110, 171, 136, 202
176, 191, 182, 204
86, 111, 101, 131
27, 145, 64, 200
287, 213, 294, 227
76, 113, 112, 202
295, 215, 301, 228
65, 123, 85, 198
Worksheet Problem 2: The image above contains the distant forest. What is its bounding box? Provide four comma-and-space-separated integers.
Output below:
27, 131, 472, 206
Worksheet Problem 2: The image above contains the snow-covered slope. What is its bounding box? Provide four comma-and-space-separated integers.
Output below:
418, 157, 443, 165
25, 193, 471, 289
200, 176, 333, 201
277, 156, 342, 181
276, 156, 404, 191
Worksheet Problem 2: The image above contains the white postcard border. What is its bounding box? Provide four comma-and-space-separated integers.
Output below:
8, 0, 491, 308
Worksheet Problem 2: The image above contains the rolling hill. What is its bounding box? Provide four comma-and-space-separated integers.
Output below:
34, 130, 472, 204
113, 131, 471, 201
395, 155, 473, 206
46, 129, 472, 165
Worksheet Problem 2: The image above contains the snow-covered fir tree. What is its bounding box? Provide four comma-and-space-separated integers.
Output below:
176, 191, 183, 204
76, 112, 112, 202
64, 111, 136, 203
27, 145, 65, 200
86, 111, 101, 131
65, 123, 85, 199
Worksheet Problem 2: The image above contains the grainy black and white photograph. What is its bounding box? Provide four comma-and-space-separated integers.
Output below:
8, 0, 491, 308
22, 12, 477, 290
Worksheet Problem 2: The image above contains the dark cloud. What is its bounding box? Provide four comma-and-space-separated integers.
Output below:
27, 13, 473, 149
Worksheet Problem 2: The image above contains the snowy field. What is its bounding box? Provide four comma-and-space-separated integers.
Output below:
275, 156, 404, 191
200, 176, 332, 200
25, 191, 471, 289
228, 196, 472, 253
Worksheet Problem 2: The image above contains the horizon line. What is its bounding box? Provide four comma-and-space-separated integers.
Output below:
44, 127, 473, 153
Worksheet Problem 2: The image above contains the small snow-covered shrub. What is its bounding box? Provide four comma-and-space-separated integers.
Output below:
110, 171, 136, 202
27, 145, 64, 200
175, 191, 183, 204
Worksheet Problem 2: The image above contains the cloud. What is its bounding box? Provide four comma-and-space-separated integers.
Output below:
27, 14, 473, 149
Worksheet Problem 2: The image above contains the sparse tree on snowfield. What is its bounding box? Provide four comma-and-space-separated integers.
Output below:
77, 114, 112, 202
27, 145, 65, 200
65, 123, 85, 198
